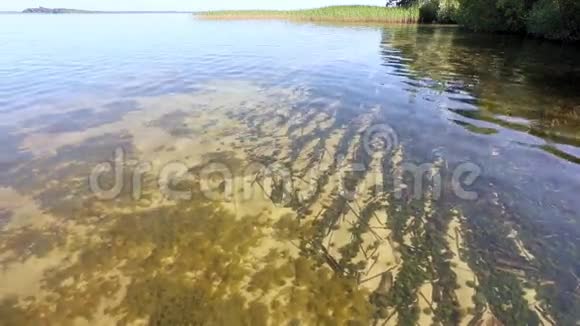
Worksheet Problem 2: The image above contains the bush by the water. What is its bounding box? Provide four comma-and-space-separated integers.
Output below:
527, 0, 565, 39
419, 1, 439, 23
527, 0, 580, 40
398, 0, 579, 41
455, 0, 580, 40
416, 0, 459, 23
202, 1, 579, 41
391, 0, 458, 23
437, 0, 460, 23
456, 0, 527, 32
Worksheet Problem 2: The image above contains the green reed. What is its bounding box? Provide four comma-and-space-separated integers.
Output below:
198, 5, 421, 24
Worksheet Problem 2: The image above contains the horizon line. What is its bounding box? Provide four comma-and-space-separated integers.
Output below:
0, 10, 195, 13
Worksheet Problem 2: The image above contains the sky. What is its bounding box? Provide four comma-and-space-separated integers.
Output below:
0, 0, 386, 12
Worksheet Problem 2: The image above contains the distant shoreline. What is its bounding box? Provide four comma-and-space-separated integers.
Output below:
15, 12, 193, 14
17, 7, 192, 14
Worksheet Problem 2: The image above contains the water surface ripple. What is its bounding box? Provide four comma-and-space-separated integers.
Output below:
1, 13, 580, 325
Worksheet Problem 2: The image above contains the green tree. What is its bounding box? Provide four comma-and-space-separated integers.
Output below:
457, 0, 579, 40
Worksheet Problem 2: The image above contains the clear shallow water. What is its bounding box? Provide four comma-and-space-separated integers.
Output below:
0, 14, 580, 325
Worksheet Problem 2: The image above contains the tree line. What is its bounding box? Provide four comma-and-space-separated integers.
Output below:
388, 0, 580, 41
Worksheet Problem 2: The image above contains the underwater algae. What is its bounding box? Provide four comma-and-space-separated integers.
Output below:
0, 80, 570, 325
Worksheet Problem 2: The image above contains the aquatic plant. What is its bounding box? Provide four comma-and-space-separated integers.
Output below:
0, 226, 64, 265
198, 6, 421, 24
0, 191, 375, 325
1, 81, 574, 324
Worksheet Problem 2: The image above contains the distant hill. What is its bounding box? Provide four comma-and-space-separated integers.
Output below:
23, 7, 96, 13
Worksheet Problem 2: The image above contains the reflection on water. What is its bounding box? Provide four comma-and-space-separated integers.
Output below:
382, 26, 580, 161
0, 15, 579, 325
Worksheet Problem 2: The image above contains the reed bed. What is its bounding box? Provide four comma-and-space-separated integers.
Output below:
197, 6, 421, 24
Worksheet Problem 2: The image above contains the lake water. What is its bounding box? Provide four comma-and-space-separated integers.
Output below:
0, 14, 579, 325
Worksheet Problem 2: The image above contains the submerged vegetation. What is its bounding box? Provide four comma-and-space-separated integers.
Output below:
1, 80, 575, 325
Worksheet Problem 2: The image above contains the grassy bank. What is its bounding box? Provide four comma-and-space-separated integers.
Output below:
197, 5, 421, 24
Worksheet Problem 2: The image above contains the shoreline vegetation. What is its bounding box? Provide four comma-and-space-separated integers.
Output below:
198, 6, 421, 24
197, 3, 579, 42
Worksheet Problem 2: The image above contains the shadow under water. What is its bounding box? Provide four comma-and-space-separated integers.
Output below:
379, 25, 580, 325
0, 78, 575, 325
